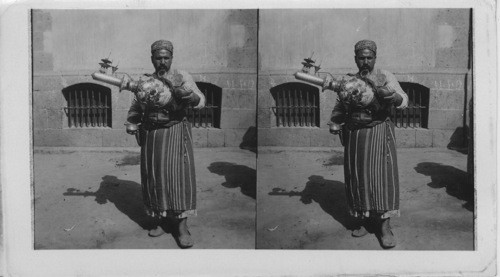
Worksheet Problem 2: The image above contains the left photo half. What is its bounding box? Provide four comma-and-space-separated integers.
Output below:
32, 9, 257, 249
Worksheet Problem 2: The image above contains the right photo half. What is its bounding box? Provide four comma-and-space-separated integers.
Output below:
256, 9, 474, 250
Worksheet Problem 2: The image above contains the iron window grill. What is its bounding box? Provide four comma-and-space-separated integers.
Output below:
390, 82, 430, 128
63, 83, 112, 128
271, 82, 320, 127
186, 82, 222, 128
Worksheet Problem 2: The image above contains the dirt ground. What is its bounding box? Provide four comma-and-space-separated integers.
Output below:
256, 147, 474, 250
33, 146, 474, 251
34, 147, 256, 249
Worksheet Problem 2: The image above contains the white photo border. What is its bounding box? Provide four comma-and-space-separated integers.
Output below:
0, 0, 497, 276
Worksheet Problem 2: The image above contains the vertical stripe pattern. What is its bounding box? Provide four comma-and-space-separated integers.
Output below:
343, 120, 399, 215
140, 120, 197, 215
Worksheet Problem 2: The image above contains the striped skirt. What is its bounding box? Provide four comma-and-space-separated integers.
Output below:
344, 120, 400, 218
140, 120, 197, 218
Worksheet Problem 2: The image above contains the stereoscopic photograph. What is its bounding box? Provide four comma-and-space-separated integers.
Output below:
32, 9, 257, 249
256, 9, 474, 250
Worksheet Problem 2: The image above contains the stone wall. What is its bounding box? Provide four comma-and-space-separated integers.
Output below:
258, 9, 472, 148
33, 9, 472, 148
32, 10, 257, 148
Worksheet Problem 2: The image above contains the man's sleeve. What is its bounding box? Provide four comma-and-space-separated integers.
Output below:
181, 71, 206, 109
383, 70, 409, 109
126, 96, 143, 124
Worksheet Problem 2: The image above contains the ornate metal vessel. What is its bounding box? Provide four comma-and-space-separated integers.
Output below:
91, 58, 174, 108
293, 54, 375, 108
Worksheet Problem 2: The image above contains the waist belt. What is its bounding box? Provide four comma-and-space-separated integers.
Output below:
146, 110, 171, 123
142, 109, 186, 130
142, 119, 186, 130
346, 109, 388, 130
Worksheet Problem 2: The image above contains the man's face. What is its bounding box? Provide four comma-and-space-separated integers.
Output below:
151, 49, 173, 75
355, 49, 376, 74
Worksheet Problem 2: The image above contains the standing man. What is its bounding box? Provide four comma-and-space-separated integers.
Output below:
126, 40, 205, 248
324, 40, 408, 248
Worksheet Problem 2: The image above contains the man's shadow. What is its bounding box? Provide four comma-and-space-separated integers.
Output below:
207, 162, 256, 199
414, 162, 473, 212
63, 175, 156, 230
269, 175, 355, 230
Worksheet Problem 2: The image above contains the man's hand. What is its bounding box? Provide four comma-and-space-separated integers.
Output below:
376, 86, 403, 106
376, 86, 393, 98
180, 92, 201, 106
382, 92, 403, 106
172, 87, 192, 99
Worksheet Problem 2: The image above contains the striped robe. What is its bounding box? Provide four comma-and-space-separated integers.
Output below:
344, 120, 400, 218
330, 68, 408, 218
140, 120, 197, 218
127, 68, 206, 219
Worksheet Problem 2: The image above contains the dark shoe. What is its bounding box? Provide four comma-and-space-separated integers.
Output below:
148, 226, 166, 237
380, 229, 396, 249
177, 230, 194, 248
352, 226, 369, 237
379, 218, 396, 249
173, 218, 194, 249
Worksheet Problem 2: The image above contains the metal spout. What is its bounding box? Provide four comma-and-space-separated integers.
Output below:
294, 71, 325, 86
294, 71, 341, 91
91, 72, 122, 86
91, 72, 139, 92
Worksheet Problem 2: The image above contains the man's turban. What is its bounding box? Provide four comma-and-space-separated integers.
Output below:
151, 40, 173, 55
354, 40, 377, 55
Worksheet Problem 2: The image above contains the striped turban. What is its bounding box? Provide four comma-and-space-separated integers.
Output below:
354, 40, 377, 55
151, 40, 173, 55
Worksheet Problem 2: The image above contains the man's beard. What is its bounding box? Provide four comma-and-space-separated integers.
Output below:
157, 66, 168, 77
359, 66, 372, 77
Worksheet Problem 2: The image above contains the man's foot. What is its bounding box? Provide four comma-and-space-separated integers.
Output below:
175, 218, 194, 248
352, 225, 369, 237
379, 218, 396, 249
148, 226, 166, 237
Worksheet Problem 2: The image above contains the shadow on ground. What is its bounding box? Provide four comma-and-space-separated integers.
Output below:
414, 162, 474, 212
269, 175, 355, 230
207, 162, 256, 199
63, 175, 156, 230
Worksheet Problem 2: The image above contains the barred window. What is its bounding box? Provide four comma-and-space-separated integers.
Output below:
390, 82, 430, 128
62, 83, 112, 128
271, 82, 320, 127
186, 82, 222, 128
